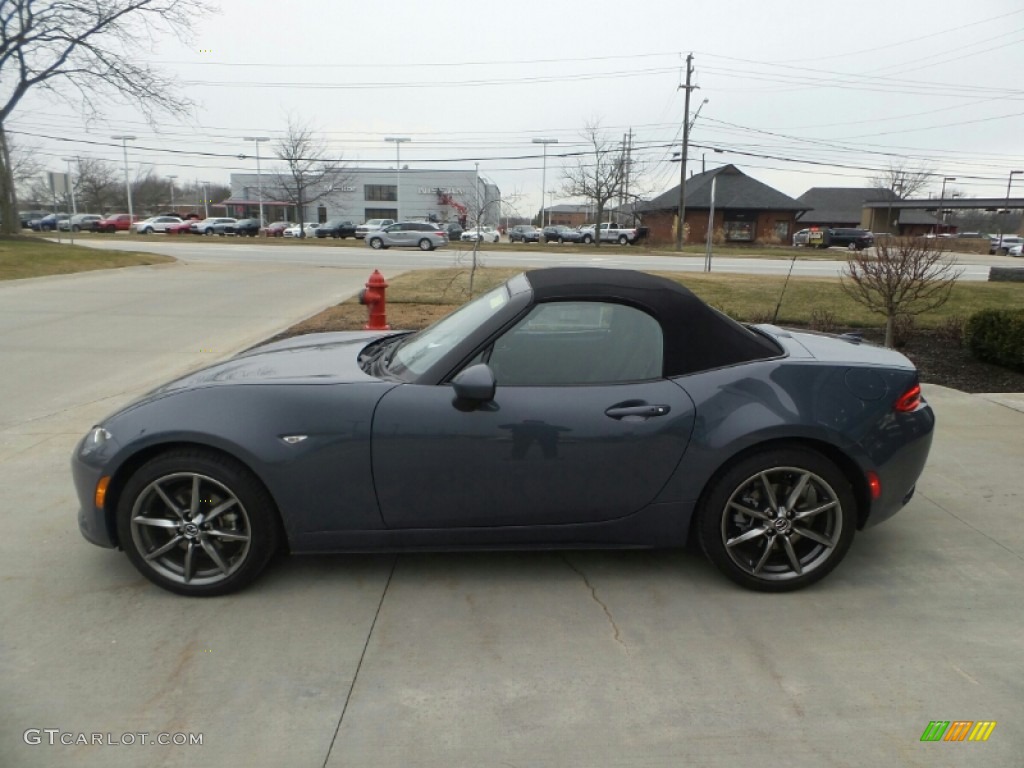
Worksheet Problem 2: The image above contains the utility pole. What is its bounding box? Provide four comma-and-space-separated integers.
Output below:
625, 129, 633, 224
676, 54, 696, 251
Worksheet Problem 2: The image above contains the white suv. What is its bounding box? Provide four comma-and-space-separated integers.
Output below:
989, 235, 1023, 255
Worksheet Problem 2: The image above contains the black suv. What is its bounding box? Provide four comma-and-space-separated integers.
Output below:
315, 219, 357, 239
823, 228, 874, 250
508, 225, 541, 243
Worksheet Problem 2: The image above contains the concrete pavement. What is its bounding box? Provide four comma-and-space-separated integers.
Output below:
1, 261, 1021, 768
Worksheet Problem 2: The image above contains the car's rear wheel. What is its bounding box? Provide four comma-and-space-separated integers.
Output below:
116, 449, 281, 597
418, 238, 434, 251
618, 235, 628, 245
697, 446, 856, 592
558, 236, 565, 244
368, 237, 384, 250
71, 225, 80, 232
848, 242, 857, 251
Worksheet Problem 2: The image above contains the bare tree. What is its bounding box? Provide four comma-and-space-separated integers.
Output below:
562, 120, 626, 248
841, 238, 960, 347
266, 117, 351, 238
0, 0, 212, 233
868, 162, 934, 199
6, 135, 43, 194
72, 157, 120, 213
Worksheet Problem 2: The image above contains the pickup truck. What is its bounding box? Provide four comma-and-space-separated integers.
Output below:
580, 222, 640, 245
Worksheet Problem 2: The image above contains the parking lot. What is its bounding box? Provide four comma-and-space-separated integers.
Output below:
1, 261, 1022, 768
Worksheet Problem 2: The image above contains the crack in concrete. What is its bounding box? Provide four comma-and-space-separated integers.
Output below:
561, 555, 626, 649
918, 490, 1023, 562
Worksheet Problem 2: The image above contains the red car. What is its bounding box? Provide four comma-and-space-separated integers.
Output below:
261, 221, 294, 237
165, 220, 194, 235
96, 214, 139, 233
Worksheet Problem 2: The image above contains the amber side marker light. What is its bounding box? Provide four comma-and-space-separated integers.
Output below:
894, 383, 922, 413
95, 476, 111, 509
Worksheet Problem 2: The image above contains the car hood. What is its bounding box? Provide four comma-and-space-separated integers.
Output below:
148, 331, 398, 396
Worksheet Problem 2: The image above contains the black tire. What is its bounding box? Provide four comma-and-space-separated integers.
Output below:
116, 449, 281, 597
143, 227, 153, 235
618, 235, 628, 245
71, 225, 80, 232
368, 237, 384, 250
558, 236, 565, 244
848, 242, 857, 251
418, 238, 434, 251
696, 446, 856, 592
582, 235, 593, 244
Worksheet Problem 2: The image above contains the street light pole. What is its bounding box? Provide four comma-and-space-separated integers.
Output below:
168, 174, 178, 211
199, 181, 210, 218
111, 135, 136, 220
676, 54, 698, 251
999, 170, 1023, 250
384, 137, 411, 221
936, 176, 956, 235
61, 157, 77, 215
243, 137, 269, 223
532, 138, 558, 228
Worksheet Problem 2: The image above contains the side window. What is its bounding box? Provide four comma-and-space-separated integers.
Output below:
485, 302, 663, 386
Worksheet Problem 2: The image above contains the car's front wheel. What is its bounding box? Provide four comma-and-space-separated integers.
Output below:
582, 235, 593, 244
368, 237, 384, 250
696, 446, 856, 592
848, 242, 858, 251
116, 449, 281, 596
418, 238, 434, 251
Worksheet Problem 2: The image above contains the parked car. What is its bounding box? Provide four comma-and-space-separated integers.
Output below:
71, 267, 935, 596
19, 210, 49, 228
1007, 243, 1023, 257
132, 216, 184, 235
367, 221, 448, 251
96, 214, 138, 233
822, 228, 874, 250
543, 225, 586, 244
990, 235, 1024, 255
283, 222, 320, 239
355, 219, 395, 239
444, 222, 464, 241
32, 213, 71, 231
792, 229, 810, 246
508, 225, 541, 243
190, 217, 237, 235
59, 214, 103, 232
224, 219, 263, 237
261, 221, 294, 237
460, 226, 501, 243
315, 219, 358, 239
165, 220, 195, 235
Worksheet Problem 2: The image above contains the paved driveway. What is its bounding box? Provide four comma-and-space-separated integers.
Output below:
1, 262, 1021, 767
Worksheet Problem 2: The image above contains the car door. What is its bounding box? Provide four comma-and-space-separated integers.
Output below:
371, 300, 696, 529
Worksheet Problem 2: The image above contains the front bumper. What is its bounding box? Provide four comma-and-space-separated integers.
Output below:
71, 437, 118, 549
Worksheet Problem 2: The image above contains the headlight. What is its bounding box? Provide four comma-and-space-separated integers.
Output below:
83, 426, 112, 452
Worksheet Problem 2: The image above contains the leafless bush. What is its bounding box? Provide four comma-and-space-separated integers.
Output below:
712, 227, 727, 245
893, 314, 915, 348
841, 237, 960, 347
936, 315, 966, 347
748, 309, 775, 324
809, 309, 838, 333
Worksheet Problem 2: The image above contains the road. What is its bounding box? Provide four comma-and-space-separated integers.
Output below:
1, 259, 1021, 767
75, 236, 1000, 281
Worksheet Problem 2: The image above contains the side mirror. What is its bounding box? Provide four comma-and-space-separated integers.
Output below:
452, 364, 496, 402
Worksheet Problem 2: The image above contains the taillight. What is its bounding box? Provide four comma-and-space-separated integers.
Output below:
894, 383, 921, 413
866, 471, 882, 500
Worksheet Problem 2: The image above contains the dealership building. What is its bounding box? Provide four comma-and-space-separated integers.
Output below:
224, 167, 501, 227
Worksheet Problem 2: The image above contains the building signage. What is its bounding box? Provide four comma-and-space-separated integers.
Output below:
419, 187, 465, 195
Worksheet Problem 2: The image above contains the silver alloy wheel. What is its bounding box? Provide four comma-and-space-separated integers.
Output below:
369, 237, 383, 249
130, 472, 252, 587
720, 466, 842, 582
418, 238, 433, 251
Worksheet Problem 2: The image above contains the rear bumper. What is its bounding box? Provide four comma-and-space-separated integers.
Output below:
861, 404, 935, 528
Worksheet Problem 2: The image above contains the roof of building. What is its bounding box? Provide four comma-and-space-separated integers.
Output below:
545, 204, 592, 214
795, 187, 939, 226
638, 165, 808, 213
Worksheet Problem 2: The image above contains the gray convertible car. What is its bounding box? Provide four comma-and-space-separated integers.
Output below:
72, 268, 934, 596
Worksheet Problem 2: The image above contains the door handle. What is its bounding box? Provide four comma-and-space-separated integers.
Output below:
605, 404, 671, 420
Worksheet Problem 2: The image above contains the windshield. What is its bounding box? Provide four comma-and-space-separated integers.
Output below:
390, 285, 510, 377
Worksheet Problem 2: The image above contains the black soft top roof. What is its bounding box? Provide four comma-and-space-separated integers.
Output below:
524, 268, 780, 375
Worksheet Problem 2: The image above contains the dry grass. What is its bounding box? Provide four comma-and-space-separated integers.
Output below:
0, 236, 174, 280
281, 266, 1024, 336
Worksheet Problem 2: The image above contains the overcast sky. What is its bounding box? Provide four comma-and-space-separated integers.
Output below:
8, 0, 1024, 216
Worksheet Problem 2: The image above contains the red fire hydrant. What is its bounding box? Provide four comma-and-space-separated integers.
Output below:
359, 269, 391, 330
